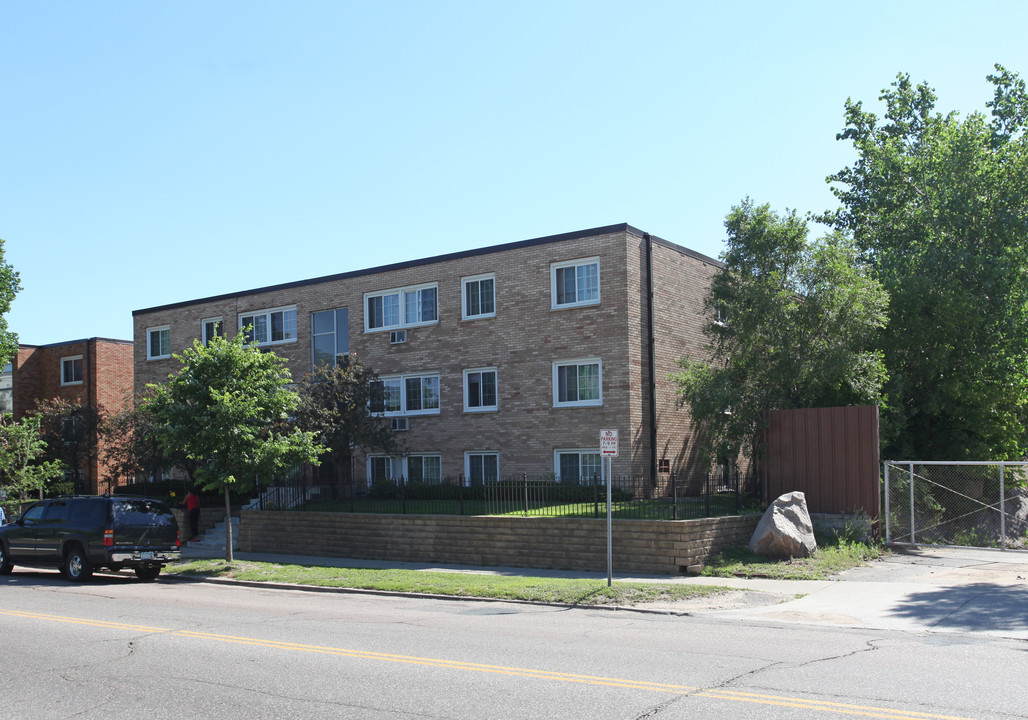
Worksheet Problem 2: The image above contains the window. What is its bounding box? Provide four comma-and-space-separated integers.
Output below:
239, 306, 297, 346
147, 326, 170, 360
551, 258, 600, 309
368, 456, 397, 482
60, 356, 83, 386
370, 373, 440, 416
465, 452, 499, 486
552, 359, 602, 407
407, 455, 442, 483
556, 450, 602, 483
463, 368, 497, 412
312, 308, 349, 368
462, 274, 495, 320
364, 284, 438, 331
202, 317, 224, 346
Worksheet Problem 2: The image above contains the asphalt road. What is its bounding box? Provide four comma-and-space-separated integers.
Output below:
1, 567, 1025, 720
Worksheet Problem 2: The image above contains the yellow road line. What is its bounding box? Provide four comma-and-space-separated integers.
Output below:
0, 608, 976, 720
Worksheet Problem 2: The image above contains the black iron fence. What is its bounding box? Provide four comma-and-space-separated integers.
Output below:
250, 469, 761, 521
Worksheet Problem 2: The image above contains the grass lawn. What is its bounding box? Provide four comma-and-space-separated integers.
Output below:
702, 538, 888, 581
163, 560, 734, 607
165, 530, 887, 602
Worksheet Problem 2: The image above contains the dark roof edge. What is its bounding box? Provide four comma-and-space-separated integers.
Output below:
625, 226, 724, 267
19, 337, 132, 350
133, 223, 722, 316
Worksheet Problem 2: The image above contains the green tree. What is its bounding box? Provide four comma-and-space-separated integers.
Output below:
0, 238, 21, 368
825, 65, 1028, 460
100, 396, 201, 492
0, 413, 63, 501
30, 398, 105, 494
673, 199, 888, 465
143, 333, 323, 560
293, 356, 402, 490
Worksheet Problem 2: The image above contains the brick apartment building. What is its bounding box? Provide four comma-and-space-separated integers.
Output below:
11, 338, 134, 494
132, 225, 720, 485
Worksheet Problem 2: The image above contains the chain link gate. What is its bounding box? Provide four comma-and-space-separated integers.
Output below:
884, 461, 1028, 549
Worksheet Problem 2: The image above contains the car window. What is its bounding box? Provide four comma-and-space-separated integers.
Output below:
69, 499, 107, 526
21, 504, 46, 524
44, 501, 68, 521
113, 499, 175, 526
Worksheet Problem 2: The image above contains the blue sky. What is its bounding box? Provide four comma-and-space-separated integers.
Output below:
2, 2, 1025, 345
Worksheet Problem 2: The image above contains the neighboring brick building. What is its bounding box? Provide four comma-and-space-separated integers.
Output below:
12, 338, 134, 494
132, 225, 720, 485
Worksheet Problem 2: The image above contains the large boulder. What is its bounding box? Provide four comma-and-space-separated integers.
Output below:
749, 491, 818, 558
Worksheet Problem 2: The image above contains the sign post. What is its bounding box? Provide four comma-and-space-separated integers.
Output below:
599, 430, 619, 587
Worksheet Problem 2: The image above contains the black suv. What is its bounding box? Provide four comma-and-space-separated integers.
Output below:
0, 495, 180, 582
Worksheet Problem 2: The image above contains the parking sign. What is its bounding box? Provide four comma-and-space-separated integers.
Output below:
599, 429, 619, 457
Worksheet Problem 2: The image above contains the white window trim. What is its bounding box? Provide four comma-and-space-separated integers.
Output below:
367, 455, 400, 482
147, 326, 171, 360
406, 454, 443, 483
554, 449, 603, 483
373, 373, 441, 416
366, 455, 442, 483
60, 355, 83, 386
464, 451, 499, 486
364, 282, 439, 333
238, 305, 298, 347
461, 273, 496, 320
201, 317, 224, 346
552, 358, 603, 408
550, 257, 601, 309
463, 367, 498, 413
311, 308, 350, 368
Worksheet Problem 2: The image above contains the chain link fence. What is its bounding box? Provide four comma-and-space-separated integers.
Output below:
884, 461, 1028, 549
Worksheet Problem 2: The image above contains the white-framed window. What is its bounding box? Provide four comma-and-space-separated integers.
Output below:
370, 373, 440, 416
461, 274, 495, 320
555, 450, 602, 483
463, 367, 498, 412
367, 456, 398, 482
364, 283, 438, 332
552, 359, 602, 407
312, 308, 349, 368
202, 317, 224, 346
239, 306, 297, 346
367, 455, 442, 483
551, 257, 600, 309
407, 455, 442, 483
465, 452, 499, 486
60, 356, 83, 386
147, 326, 171, 360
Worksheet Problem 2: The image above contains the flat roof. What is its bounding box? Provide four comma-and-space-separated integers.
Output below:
133, 223, 721, 316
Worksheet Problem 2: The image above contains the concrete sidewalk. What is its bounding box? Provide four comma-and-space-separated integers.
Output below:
178, 544, 1028, 639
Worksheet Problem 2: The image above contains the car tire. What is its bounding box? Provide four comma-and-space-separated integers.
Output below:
134, 566, 161, 582
63, 546, 93, 582
0, 543, 12, 575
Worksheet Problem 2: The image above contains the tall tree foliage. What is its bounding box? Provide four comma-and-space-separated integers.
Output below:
293, 356, 401, 488
0, 238, 20, 367
30, 398, 105, 495
825, 65, 1028, 460
0, 413, 63, 500
674, 199, 888, 465
143, 333, 322, 560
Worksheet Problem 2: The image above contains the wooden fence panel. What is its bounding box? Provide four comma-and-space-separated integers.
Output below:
761, 406, 880, 521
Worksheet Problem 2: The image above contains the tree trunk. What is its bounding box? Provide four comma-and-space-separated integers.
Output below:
224, 486, 234, 562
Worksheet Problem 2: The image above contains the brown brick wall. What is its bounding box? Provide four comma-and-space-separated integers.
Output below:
239, 511, 761, 575
12, 339, 134, 493
132, 227, 720, 481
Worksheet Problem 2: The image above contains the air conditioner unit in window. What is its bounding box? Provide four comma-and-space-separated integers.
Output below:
390, 330, 407, 344
391, 418, 409, 431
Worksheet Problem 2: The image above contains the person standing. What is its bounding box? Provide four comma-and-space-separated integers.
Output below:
184, 486, 200, 542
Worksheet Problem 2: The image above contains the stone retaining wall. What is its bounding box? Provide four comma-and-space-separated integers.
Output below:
238, 512, 761, 574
